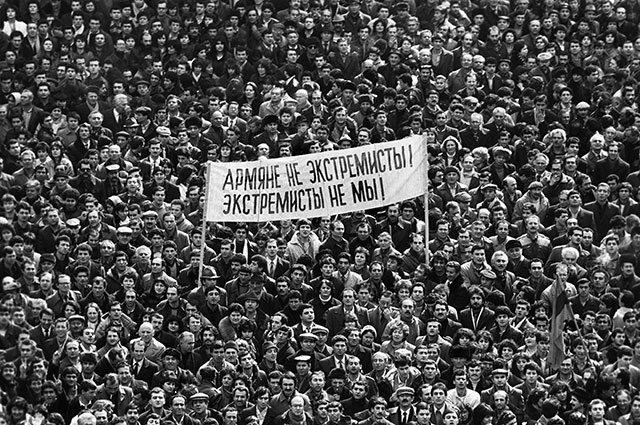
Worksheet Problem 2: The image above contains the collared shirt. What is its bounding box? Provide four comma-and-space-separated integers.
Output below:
256, 406, 268, 425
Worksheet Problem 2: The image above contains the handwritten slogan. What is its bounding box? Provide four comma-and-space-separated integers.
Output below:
204, 136, 428, 222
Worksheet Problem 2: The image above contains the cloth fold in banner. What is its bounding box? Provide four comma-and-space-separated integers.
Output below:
204, 136, 428, 222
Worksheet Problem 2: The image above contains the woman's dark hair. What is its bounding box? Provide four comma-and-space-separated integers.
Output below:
238, 318, 256, 334
62, 300, 81, 315
163, 315, 184, 333
472, 403, 494, 425
176, 164, 198, 185
227, 303, 245, 316
452, 328, 476, 345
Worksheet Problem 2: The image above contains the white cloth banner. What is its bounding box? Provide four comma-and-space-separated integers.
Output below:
204, 136, 428, 222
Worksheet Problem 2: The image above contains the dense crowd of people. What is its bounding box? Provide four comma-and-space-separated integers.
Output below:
4, 0, 640, 425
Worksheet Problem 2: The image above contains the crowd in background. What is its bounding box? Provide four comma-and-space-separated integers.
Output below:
3, 1, 640, 425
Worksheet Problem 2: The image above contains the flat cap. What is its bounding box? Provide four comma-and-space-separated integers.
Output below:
358, 94, 373, 104
395, 386, 415, 397
66, 218, 81, 228
184, 116, 203, 128
201, 266, 218, 279
295, 115, 308, 126
68, 314, 86, 323
156, 126, 171, 136
528, 181, 543, 190
480, 269, 497, 279
262, 341, 277, 353
492, 146, 511, 158
263, 114, 279, 125
495, 305, 514, 317
190, 393, 210, 402
576, 101, 590, 109
505, 239, 522, 250
162, 348, 182, 360
444, 166, 460, 176
342, 81, 356, 92
124, 118, 139, 127
135, 106, 152, 115
454, 192, 472, 202
537, 52, 553, 62
306, 37, 320, 47
238, 292, 260, 303
299, 332, 319, 342
328, 368, 347, 380
41, 253, 56, 264
311, 326, 329, 335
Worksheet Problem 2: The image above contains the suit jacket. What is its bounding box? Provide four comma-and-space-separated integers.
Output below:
436, 182, 469, 205
231, 239, 259, 260
22, 105, 47, 134
482, 163, 516, 186
240, 405, 277, 425
254, 42, 283, 64
46, 290, 82, 318
328, 51, 361, 80
42, 336, 64, 360
324, 305, 369, 337
223, 116, 248, 134
129, 337, 166, 363
319, 355, 350, 376
584, 201, 621, 243
95, 385, 134, 416
101, 108, 128, 134
29, 325, 53, 348
265, 256, 290, 280
480, 385, 524, 422
568, 208, 597, 236
388, 406, 417, 425
459, 307, 495, 332
459, 127, 491, 151
513, 381, 550, 401
521, 109, 559, 135
367, 306, 397, 342
480, 73, 503, 94
431, 50, 454, 76
427, 405, 456, 425
302, 105, 330, 124
131, 357, 159, 383
595, 157, 631, 184
138, 121, 158, 142
318, 41, 339, 58
143, 181, 181, 203
76, 101, 110, 124
374, 218, 412, 252
67, 138, 98, 164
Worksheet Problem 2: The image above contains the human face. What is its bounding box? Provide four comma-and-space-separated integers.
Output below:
591, 403, 605, 420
